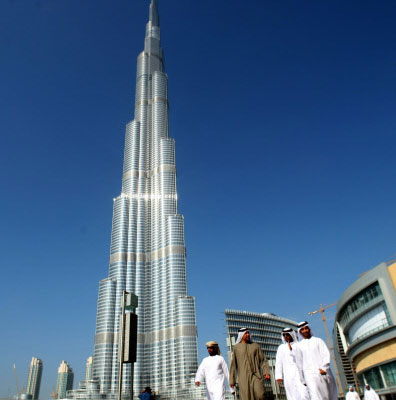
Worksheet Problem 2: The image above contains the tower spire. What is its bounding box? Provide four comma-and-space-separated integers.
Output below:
149, 0, 159, 27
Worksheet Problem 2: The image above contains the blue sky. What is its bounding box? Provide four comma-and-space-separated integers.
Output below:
1, 0, 395, 398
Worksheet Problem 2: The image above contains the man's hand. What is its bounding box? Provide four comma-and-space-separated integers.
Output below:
276, 379, 283, 385
319, 369, 327, 375
264, 374, 271, 380
195, 382, 200, 386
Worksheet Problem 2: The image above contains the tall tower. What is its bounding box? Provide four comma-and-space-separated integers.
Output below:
26, 357, 43, 400
92, 0, 198, 397
56, 361, 74, 399
85, 357, 93, 381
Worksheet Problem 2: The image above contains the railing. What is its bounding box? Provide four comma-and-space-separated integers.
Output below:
349, 318, 390, 345
340, 296, 383, 329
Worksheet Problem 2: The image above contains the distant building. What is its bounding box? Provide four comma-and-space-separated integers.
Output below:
56, 361, 74, 399
85, 357, 93, 381
334, 260, 396, 398
225, 309, 299, 400
66, 380, 106, 400
26, 357, 43, 400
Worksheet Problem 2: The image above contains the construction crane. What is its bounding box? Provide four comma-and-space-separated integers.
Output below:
13, 364, 24, 399
13, 364, 20, 397
308, 303, 344, 398
51, 387, 57, 399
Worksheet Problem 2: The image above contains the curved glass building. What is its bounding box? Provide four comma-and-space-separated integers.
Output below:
92, 1, 198, 397
333, 261, 396, 398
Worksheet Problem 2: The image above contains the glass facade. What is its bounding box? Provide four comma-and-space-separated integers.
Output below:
337, 281, 393, 347
339, 282, 382, 329
56, 361, 74, 399
382, 361, 396, 388
26, 357, 43, 400
358, 361, 396, 390
334, 264, 396, 398
66, 380, 107, 400
92, 1, 198, 397
347, 303, 390, 345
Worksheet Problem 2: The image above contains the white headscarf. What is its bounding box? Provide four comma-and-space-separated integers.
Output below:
281, 327, 298, 344
235, 328, 249, 344
297, 321, 314, 341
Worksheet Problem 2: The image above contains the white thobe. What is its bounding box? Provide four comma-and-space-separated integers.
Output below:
364, 389, 380, 400
346, 391, 360, 400
295, 337, 338, 400
275, 343, 309, 400
195, 355, 230, 400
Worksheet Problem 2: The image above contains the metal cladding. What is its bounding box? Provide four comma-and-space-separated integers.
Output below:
92, 0, 198, 396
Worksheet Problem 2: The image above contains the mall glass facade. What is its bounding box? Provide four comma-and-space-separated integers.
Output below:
358, 361, 396, 391
338, 282, 391, 346
334, 261, 396, 398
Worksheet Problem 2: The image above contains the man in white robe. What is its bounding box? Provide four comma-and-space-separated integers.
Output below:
195, 341, 232, 400
295, 321, 337, 400
346, 386, 360, 400
364, 385, 380, 400
275, 328, 309, 400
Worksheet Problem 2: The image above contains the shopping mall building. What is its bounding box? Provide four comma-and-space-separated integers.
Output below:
333, 261, 396, 398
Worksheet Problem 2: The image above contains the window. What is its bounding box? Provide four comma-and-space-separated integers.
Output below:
347, 303, 390, 344
339, 282, 383, 328
363, 366, 384, 390
382, 361, 396, 387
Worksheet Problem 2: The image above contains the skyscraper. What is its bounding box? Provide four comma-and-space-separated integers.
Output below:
26, 357, 43, 400
56, 361, 74, 399
92, 1, 198, 397
85, 357, 93, 381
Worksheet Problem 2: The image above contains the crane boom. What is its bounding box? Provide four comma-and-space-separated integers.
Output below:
13, 364, 20, 397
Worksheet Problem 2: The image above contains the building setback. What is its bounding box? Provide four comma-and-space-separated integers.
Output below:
92, 1, 198, 398
334, 260, 396, 397
26, 357, 43, 400
56, 361, 74, 399
225, 309, 299, 400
